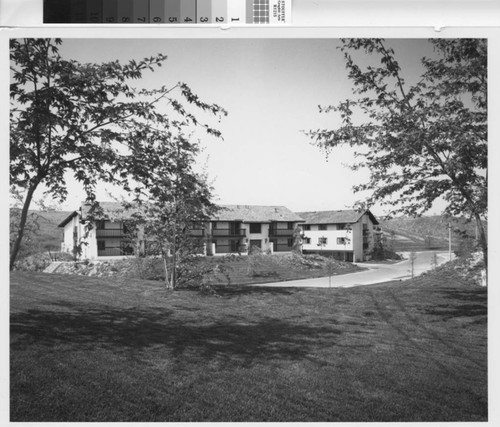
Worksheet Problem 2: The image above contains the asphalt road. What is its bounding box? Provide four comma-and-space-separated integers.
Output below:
256, 251, 454, 288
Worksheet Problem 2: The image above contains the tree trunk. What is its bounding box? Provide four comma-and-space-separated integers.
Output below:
162, 252, 173, 289
171, 235, 177, 290
10, 182, 39, 270
474, 213, 488, 271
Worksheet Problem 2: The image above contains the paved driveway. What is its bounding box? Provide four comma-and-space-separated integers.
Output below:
255, 251, 454, 288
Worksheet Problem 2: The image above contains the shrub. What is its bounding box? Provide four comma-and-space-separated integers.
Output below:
13, 252, 52, 272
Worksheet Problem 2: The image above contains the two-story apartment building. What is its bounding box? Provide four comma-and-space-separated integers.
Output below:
207, 205, 304, 255
296, 209, 380, 262
58, 202, 139, 259
59, 202, 304, 259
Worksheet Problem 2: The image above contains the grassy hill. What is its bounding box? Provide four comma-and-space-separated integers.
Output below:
10, 209, 73, 254
10, 268, 487, 421
379, 215, 483, 252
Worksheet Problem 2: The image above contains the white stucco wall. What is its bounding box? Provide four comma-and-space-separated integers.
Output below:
301, 229, 354, 252
245, 222, 270, 252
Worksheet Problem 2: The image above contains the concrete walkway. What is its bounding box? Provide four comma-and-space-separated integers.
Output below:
253, 251, 454, 288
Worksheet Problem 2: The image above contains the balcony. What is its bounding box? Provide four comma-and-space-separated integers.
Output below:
188, 229, 205, 238
212, 228, 246, 238
269, 228, 294, 237
96, 229, 125, 238
98, 246, 134, 257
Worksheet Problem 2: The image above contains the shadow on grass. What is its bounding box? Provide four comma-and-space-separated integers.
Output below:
424, 288, 487, 319
10, 304, 340, 363
212, 285, 298, 297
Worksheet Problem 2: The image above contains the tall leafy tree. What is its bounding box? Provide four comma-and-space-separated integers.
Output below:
10, 38, 226, 269
308, 38, 487, 267
123, 127, 219, 289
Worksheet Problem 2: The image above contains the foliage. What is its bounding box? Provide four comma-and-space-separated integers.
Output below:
368, 236, 402, 261
308, 38, 487, 266
12, 251, 73, 272
122, 129, 223, 289
10, 38, 226, 269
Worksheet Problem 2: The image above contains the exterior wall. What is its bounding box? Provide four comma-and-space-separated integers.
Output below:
301, 228, 354, 252
62, 216, 80, 254
209, 220, 299, 255
245, 222, 270, 252
300, 213, 377, 262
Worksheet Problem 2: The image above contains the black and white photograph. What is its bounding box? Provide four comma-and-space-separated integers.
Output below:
7, 30, 492, 422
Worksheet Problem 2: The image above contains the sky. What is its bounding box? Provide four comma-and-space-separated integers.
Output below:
33, 38, 440, 216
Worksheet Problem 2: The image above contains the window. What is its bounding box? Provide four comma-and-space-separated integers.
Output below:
211, 221, 218, 229
249, 223, 261, 234
304, 237, 311, 244
122, 222, 130, 235
97, 240, 105, 250
318, 237, 327, 245
230, 240, 240, 252
318, 224, 327, 231
96, 220, 106, 230
287, 222, 294, 230
303, 224, 311, 231
337, 237, 346, 245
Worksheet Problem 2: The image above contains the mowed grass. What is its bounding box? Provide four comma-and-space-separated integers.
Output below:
10, 269, 487, 422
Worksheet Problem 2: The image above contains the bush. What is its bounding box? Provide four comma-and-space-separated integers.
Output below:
369, 241, 402, 261
13, 252, 52, 272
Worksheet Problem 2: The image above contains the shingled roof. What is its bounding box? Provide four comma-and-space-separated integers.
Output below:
59, 202, 305, 227
58, 202, 135, 227
296, 209, 379, 225
213, 205, 304, 222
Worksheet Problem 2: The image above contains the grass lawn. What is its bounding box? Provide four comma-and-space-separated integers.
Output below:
10, 268, 487, 422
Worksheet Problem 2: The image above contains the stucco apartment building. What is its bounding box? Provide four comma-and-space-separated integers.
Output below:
58, 202, 304, 259
59, 202, 380, 262
208, 204, 304, 255
297, 209, 381, 262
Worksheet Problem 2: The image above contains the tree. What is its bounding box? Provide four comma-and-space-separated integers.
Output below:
10, 38, 226, 269
308, 39, 487, 268
124, 128, 220, 290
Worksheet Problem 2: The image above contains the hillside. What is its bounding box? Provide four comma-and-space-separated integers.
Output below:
11, 209, 73, 253
11, 210, 485, 258
380, 215, 484, 252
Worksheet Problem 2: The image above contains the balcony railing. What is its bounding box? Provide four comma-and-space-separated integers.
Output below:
269, 228, 294, 237
212, 228, 246, 237
188, 229, 205, 237
98, 247, 134, 257
96, 229, 125, 238
274, 243, 293, 252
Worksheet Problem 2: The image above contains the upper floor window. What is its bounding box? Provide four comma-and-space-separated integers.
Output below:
96, 220, 106, 230
249, 223, 261, 234
287, 222, 294, 230
318, 224, 327, 231
303, 237, 311, 244
303, 224, 311, 231
211, 221, 218, 229
318, 237, 328, 245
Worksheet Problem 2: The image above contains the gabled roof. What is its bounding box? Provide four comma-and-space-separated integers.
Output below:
80, 201, 130, 219
57, 211, 79, 228
58, 202, 135, 227
213, 205, 304, 223
296, 209, 379, 225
